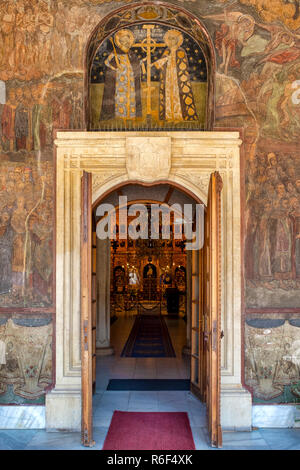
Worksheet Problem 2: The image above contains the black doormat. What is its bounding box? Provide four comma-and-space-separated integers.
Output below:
107, 379, 190, 391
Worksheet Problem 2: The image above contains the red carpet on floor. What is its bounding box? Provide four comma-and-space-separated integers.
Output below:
102, 411, 196, 450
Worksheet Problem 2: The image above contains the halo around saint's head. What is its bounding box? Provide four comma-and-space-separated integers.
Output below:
114, 29, 135, 52
164, 29, 184, 49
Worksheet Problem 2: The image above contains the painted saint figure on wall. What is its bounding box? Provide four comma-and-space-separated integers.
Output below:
100, 29, 142, 121
0, 212, 13, 294
90, 23, 208, 130
151, 29, 198, 122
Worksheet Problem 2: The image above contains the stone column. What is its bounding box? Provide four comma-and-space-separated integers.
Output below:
96, 238, 114, 356
45, 165, 82, 432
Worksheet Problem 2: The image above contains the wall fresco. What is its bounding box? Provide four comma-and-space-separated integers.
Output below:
0, 158, 53, 308
245, 143, 300, 309
234, 0, 300, 30
0, 315, 52, 404
90, 24, 207, 130
0, 75, 84, 310
0, 0, 299, 404
245, 317, 300, 403
202, 3, 300, 312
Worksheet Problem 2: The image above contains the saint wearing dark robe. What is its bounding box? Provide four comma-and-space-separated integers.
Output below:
15, 104, 29, 151
100, 29, 142, 121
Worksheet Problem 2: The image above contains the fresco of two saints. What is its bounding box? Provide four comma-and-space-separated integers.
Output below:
90, 25, 208, 130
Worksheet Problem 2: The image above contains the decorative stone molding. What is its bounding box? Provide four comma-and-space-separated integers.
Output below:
92, 172, 126, 194
126, 137, 171, 182
175, 172, 211, 195
46, 131, 251, 432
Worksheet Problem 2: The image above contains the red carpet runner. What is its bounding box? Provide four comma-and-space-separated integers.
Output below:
102, 411, 196, 450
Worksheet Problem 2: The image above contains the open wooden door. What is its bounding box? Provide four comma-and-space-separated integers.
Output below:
81, 171, 95, 447
92, 222, 97, 394
205, 171, 223, 447
190, 171, 223, 448
190, 248, 204, 400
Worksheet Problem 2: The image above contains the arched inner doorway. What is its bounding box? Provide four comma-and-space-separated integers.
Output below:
80, 173, 222, 448
92, 182, 202, 382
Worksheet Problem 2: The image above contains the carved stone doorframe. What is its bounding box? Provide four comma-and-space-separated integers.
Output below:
46, 131, 252, 431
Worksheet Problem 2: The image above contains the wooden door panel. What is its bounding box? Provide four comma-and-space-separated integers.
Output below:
81, 171, 95, 447
190, 250, 200, 396
206, 171, 222, 448
190, 171, 222, 448
92, 227, 97, 394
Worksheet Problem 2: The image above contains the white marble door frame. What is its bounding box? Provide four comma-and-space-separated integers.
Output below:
45, 131, 252, 431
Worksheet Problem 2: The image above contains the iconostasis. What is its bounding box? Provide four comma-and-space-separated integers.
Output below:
109, 205, 187, 317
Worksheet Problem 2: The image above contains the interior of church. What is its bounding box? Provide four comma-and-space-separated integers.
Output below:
93, 184, 192, 389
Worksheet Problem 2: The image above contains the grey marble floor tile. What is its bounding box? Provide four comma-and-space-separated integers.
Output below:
128, 391, 159, 411
286, 443, 300, 450
259, 428, 300, 450
157, 402, 189, 412
128, 404, 159, 411
0, 429, 39, 450
221, 430, 270, 450
188, 411, 207, 428
129, 391, 159, 402
92, 426, 109, 450
222, 430, 264, 442
93, 410, 114, 427
158, 391, 188, 402
25, 430, 85, 450
191, 427, 212, 450
96, 391, 130, 410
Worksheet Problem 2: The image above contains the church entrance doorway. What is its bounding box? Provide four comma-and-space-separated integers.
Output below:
48, 130, 249, 443
81, 175, 223, 448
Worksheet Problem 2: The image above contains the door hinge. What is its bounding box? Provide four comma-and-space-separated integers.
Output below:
220, 330, 224, 339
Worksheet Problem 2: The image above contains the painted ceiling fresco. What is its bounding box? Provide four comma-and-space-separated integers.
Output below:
0, 0, 299, 404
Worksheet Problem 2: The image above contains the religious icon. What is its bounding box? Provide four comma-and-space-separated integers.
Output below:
114, 266, 126, 292
128, 268, 139, 286
99, 29, 142, 121
143, 262, 157, 278
90, 23, 208, 130
175, 266, 186, 293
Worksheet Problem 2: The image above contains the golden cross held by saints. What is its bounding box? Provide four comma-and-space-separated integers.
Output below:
133, 25, 166, 119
